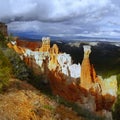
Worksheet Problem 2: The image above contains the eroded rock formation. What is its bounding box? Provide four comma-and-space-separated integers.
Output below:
16, 38, 42, 51
7, 37, 117, 118
39, 37, 50, 52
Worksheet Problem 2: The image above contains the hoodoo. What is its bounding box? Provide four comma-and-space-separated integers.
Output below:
7, 37, 117, 118
81, 45, 93, 89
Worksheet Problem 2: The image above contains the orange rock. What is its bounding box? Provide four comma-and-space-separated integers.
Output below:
7, 42, 13, 48
50, 44, 59, 54
80, 57, 93, 89
49, 44, 59, 70
16, 39, 42, 51
80, 46, 94, 89
13, 45, 25, 54
39, 37, 50, 52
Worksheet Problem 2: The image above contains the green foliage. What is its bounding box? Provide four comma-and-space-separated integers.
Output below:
0, 49, 12, 92
0, 67, 11, 91
112, 74, 120, 120
43, 104, 55, 111
0, 32, 8, 48
3, 48, 30, 81
117, 74, 120, 84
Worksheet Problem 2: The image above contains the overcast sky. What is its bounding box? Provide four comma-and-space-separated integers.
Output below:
0, 0, 120, 40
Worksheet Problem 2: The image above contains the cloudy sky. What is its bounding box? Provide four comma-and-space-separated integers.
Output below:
0, 0, 120, 40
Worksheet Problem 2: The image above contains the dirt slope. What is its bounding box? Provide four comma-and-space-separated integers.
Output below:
0, 79, 85, 120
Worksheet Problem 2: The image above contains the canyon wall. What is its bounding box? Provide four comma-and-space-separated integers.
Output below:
7, 37, 117, 118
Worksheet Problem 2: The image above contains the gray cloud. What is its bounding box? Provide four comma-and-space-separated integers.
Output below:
0, 0, 120, 39
0, 0, 113, 22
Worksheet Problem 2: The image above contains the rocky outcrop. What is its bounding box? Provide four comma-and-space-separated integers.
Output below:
0, 22, 8, 36
80, 46, 93, 89
39, 37, 50, 52
16, 38, 42, 51
7, 42, 25, 54
7, 37, 117, 118
49, 44, 59, 70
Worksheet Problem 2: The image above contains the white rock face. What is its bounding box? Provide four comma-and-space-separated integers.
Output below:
57, 53, 81, 78
57, 53, 72, 76
11, 41, 16, 45
24, 49, 50, 67
24, 49, 33, 57
34, 52, 43, 67
103, 75, 117, 96
57, 53, 72, 67
35, 52, 49, 67
83, 45, 91, 52
83, 45, 91, 58
69, 64, 81, 78
24, 48, 81, 79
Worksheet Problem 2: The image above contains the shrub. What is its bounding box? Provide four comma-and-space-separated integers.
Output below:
0, 49, 12, 92
3, 48, 30, 81
0, 32, 8, 48
112, 74, 120, 120
0, 67, 11, 91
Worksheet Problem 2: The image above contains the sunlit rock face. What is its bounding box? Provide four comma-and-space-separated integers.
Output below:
102, 75, 117, 96
57, 53, 72, 76
16, 39, 41, 51
39, 37, 50, 52
7, 37, 117, 117
69, 64, 81, 78
80, 45, 93, 90
7, 42, 25, 54
48, 44, 59, 71
57, 53, 81, 78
